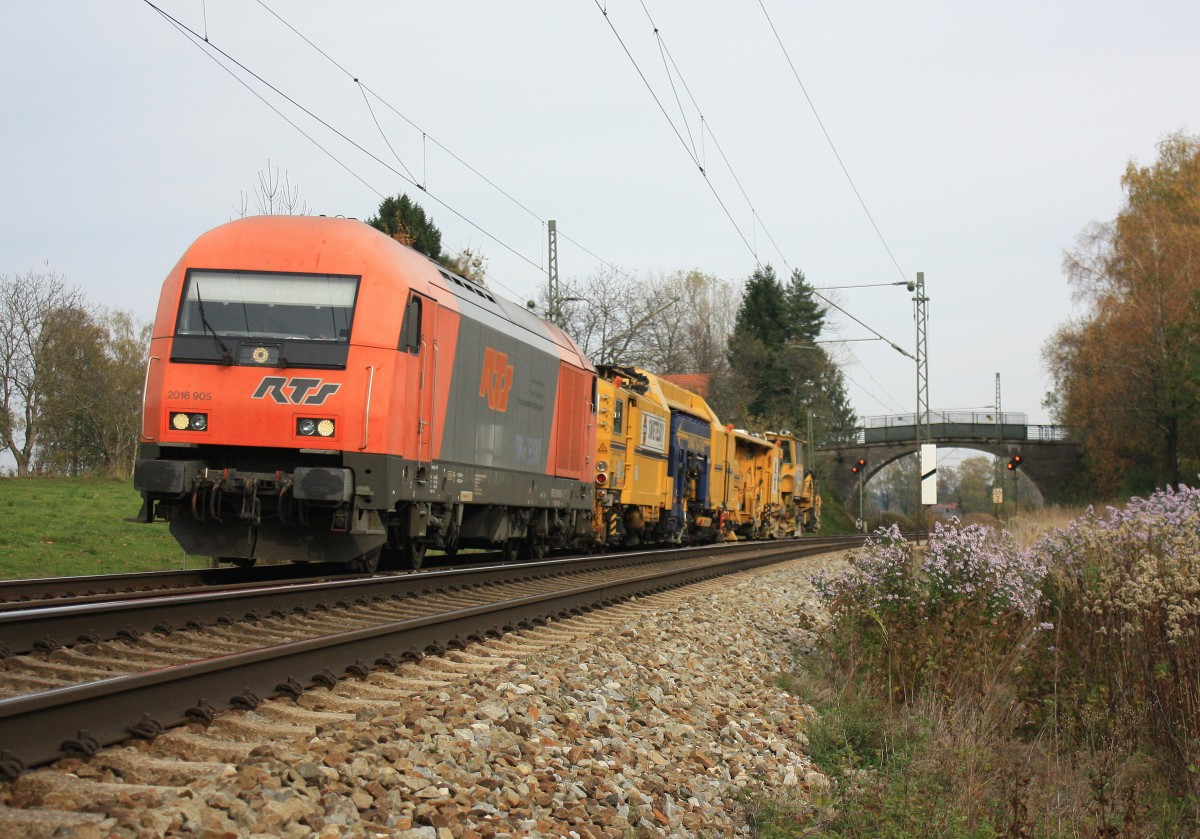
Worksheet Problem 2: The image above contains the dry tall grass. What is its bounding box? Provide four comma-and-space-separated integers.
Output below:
1003, 505, 1089, 547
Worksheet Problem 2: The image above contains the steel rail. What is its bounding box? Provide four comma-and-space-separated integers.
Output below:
0, 537, 861, 656
0, 538, 848, 779
0, 561, 360, 608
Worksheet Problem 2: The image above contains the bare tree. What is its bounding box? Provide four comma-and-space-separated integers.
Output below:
0, 269, 91, 475
557, 267, 656, 366
234, 159, 309, 217
550, 267, 742, 372
640, 270, 740, 374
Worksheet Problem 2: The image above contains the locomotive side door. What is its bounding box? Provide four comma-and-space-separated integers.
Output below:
400, 291, 438, 469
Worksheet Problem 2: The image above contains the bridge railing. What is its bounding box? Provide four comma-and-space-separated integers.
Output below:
818, 416, 1074, 447
1026, 425, 1073, 442
864, 410, 1028, 428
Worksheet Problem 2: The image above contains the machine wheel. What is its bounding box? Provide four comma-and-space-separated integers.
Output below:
352, 548, 381, 574
501, 538, 521, 563
224, 556, 256, 569
519, 538, 547, 560
406, 540, 426, 570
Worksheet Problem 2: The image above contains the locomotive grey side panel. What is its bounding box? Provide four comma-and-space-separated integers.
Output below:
437, 295, 560, 474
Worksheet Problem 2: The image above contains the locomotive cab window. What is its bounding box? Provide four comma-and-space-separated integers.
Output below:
176, 270, 359, 343
399, 294, 422, 354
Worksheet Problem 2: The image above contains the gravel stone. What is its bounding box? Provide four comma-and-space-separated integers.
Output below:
0, 553, 845, 836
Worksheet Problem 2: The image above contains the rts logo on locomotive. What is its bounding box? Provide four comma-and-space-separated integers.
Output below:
251, 376, 341, 406
479, 347, 514, 412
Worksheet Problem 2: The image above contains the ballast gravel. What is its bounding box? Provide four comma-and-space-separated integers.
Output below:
0, 552, 846, 838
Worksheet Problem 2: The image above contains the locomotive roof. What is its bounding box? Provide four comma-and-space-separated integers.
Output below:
163, 215, 592, 372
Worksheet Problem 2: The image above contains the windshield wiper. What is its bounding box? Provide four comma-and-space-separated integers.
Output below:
194, 283, 233, 365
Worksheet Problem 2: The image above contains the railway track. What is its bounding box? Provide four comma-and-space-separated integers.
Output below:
0, 547, 513, 609
0, 561, 361, 608
0, 536, 861, 781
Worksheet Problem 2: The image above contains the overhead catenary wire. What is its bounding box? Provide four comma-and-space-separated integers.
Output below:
356, 84, 420, 187
756, 0, 908, 283
149, 7, 385, 204
252, 0, 642, 290
155, 0, 916, 410
844, 370, 907, 415
595, 0, 915, 365
143, 0, 540, 302
842, 346, 908, 414
592, 0, 759, 263
637, 0, 792, 268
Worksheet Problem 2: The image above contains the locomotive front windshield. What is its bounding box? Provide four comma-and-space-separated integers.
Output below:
176, 270, 359, 342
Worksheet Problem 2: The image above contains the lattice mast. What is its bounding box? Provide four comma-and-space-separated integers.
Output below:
546, 219, 560, 326
914, 272, 930, 528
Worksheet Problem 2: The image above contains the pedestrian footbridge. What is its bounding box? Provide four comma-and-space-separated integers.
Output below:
818, 411, 1082, 506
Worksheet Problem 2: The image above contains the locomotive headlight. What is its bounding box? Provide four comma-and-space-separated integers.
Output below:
170, 412, 208, 432
596, 460, 608, 473
297, 418, 317, 436
595, 472, 608, 486
316, 419, 335, 437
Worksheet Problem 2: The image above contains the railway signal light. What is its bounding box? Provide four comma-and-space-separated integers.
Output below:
851, 457, 866, 475
1006, 454, 1023, 471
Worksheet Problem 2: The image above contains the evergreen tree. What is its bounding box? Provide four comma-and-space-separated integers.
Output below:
714, 263, 855, 440
368, 194, 443, 260
785, 269, 824, 344
726, 265, 788, 418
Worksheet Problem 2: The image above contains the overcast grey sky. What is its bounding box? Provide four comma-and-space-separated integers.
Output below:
4, 1, 1197, 430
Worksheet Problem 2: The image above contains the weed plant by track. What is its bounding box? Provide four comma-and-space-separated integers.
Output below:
758, 493, 1200, 838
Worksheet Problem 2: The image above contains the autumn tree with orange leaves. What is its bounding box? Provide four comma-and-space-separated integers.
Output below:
1044, 132, 1200, 495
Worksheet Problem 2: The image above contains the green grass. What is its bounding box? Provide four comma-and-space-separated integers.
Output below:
0, 476, 206, 579
815, 482, 858, 535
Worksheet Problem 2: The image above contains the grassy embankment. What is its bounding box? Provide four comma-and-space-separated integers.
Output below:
0, 476, 202, 579
1, 477, 857, 579
746, 496, 1200, 837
